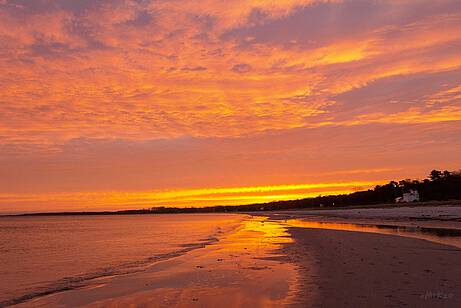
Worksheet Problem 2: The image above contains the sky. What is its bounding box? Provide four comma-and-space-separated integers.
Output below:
1, 0, 461, 213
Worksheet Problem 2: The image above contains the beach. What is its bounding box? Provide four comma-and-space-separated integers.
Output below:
5, 205, 461, 307
274, 204, 461, 307
284, 227, 461, 307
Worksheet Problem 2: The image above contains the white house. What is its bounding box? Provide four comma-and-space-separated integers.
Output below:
395, 189, 420, 203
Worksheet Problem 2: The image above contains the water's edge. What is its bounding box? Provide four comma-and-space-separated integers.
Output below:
1, 216, 247, 308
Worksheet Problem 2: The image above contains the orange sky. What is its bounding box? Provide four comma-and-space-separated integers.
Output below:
1, 0, 461, 213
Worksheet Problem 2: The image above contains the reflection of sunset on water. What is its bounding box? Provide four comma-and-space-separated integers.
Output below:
13, 215, 304, 307
217, 216, 293, 254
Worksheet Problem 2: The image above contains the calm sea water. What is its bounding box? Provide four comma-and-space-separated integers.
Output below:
0, 214, 244, 306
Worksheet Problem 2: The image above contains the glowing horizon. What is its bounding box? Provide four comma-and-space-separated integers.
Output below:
1, 1, 460, 212
0, 181, 381, 213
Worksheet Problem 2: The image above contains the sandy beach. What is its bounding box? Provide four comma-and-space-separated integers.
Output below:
272, 203, 461, 228
8, 206, 461, 307
273, 205, 461, 307
285, 227, 461, 307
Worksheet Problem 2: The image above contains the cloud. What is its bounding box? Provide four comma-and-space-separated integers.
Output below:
223, 0, 461, 48
329, 68, 461, 123
181, 65, 207, 72
231, 63, 252, 73
123, 9, 154, 27
1, 0, 461, 210
1, 120, 461, 211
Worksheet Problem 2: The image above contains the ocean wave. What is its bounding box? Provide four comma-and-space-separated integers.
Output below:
0, 234, 222, 307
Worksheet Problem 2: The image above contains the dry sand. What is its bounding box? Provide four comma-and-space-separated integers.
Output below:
272, 204, 461, 228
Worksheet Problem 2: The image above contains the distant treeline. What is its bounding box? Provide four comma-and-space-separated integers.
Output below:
15, 169, 461, 216
147, 169, 461, 213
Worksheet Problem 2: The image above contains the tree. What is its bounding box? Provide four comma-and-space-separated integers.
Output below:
442, 170, 452, 178
429, 170, 442, 181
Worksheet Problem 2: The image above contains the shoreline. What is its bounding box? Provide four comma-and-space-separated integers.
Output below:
12, 216, 301, 308
265, 205, 461, 251
3, 200, 460, 218
9, 207, 461, 307
266, 205, 461, 230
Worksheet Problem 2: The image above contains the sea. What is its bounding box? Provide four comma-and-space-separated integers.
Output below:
0, 214, 244, 306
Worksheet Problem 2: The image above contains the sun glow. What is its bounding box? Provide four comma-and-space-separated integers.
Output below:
0, 181, 380, 213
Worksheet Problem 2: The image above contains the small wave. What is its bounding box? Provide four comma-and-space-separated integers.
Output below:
0, 236, 220, 307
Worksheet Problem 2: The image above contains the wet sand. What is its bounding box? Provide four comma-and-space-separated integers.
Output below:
284, 227, 461, 307
272, 204, 461, 229
13, 217, 302, 308
275, 205, 461, 307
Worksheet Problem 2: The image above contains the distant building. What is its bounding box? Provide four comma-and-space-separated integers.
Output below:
395, 189, 420, 203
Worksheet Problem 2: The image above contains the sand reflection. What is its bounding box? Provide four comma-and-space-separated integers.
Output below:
217, 216, 293, 253
85, 216, 301, 307
18, 215, 303, 308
